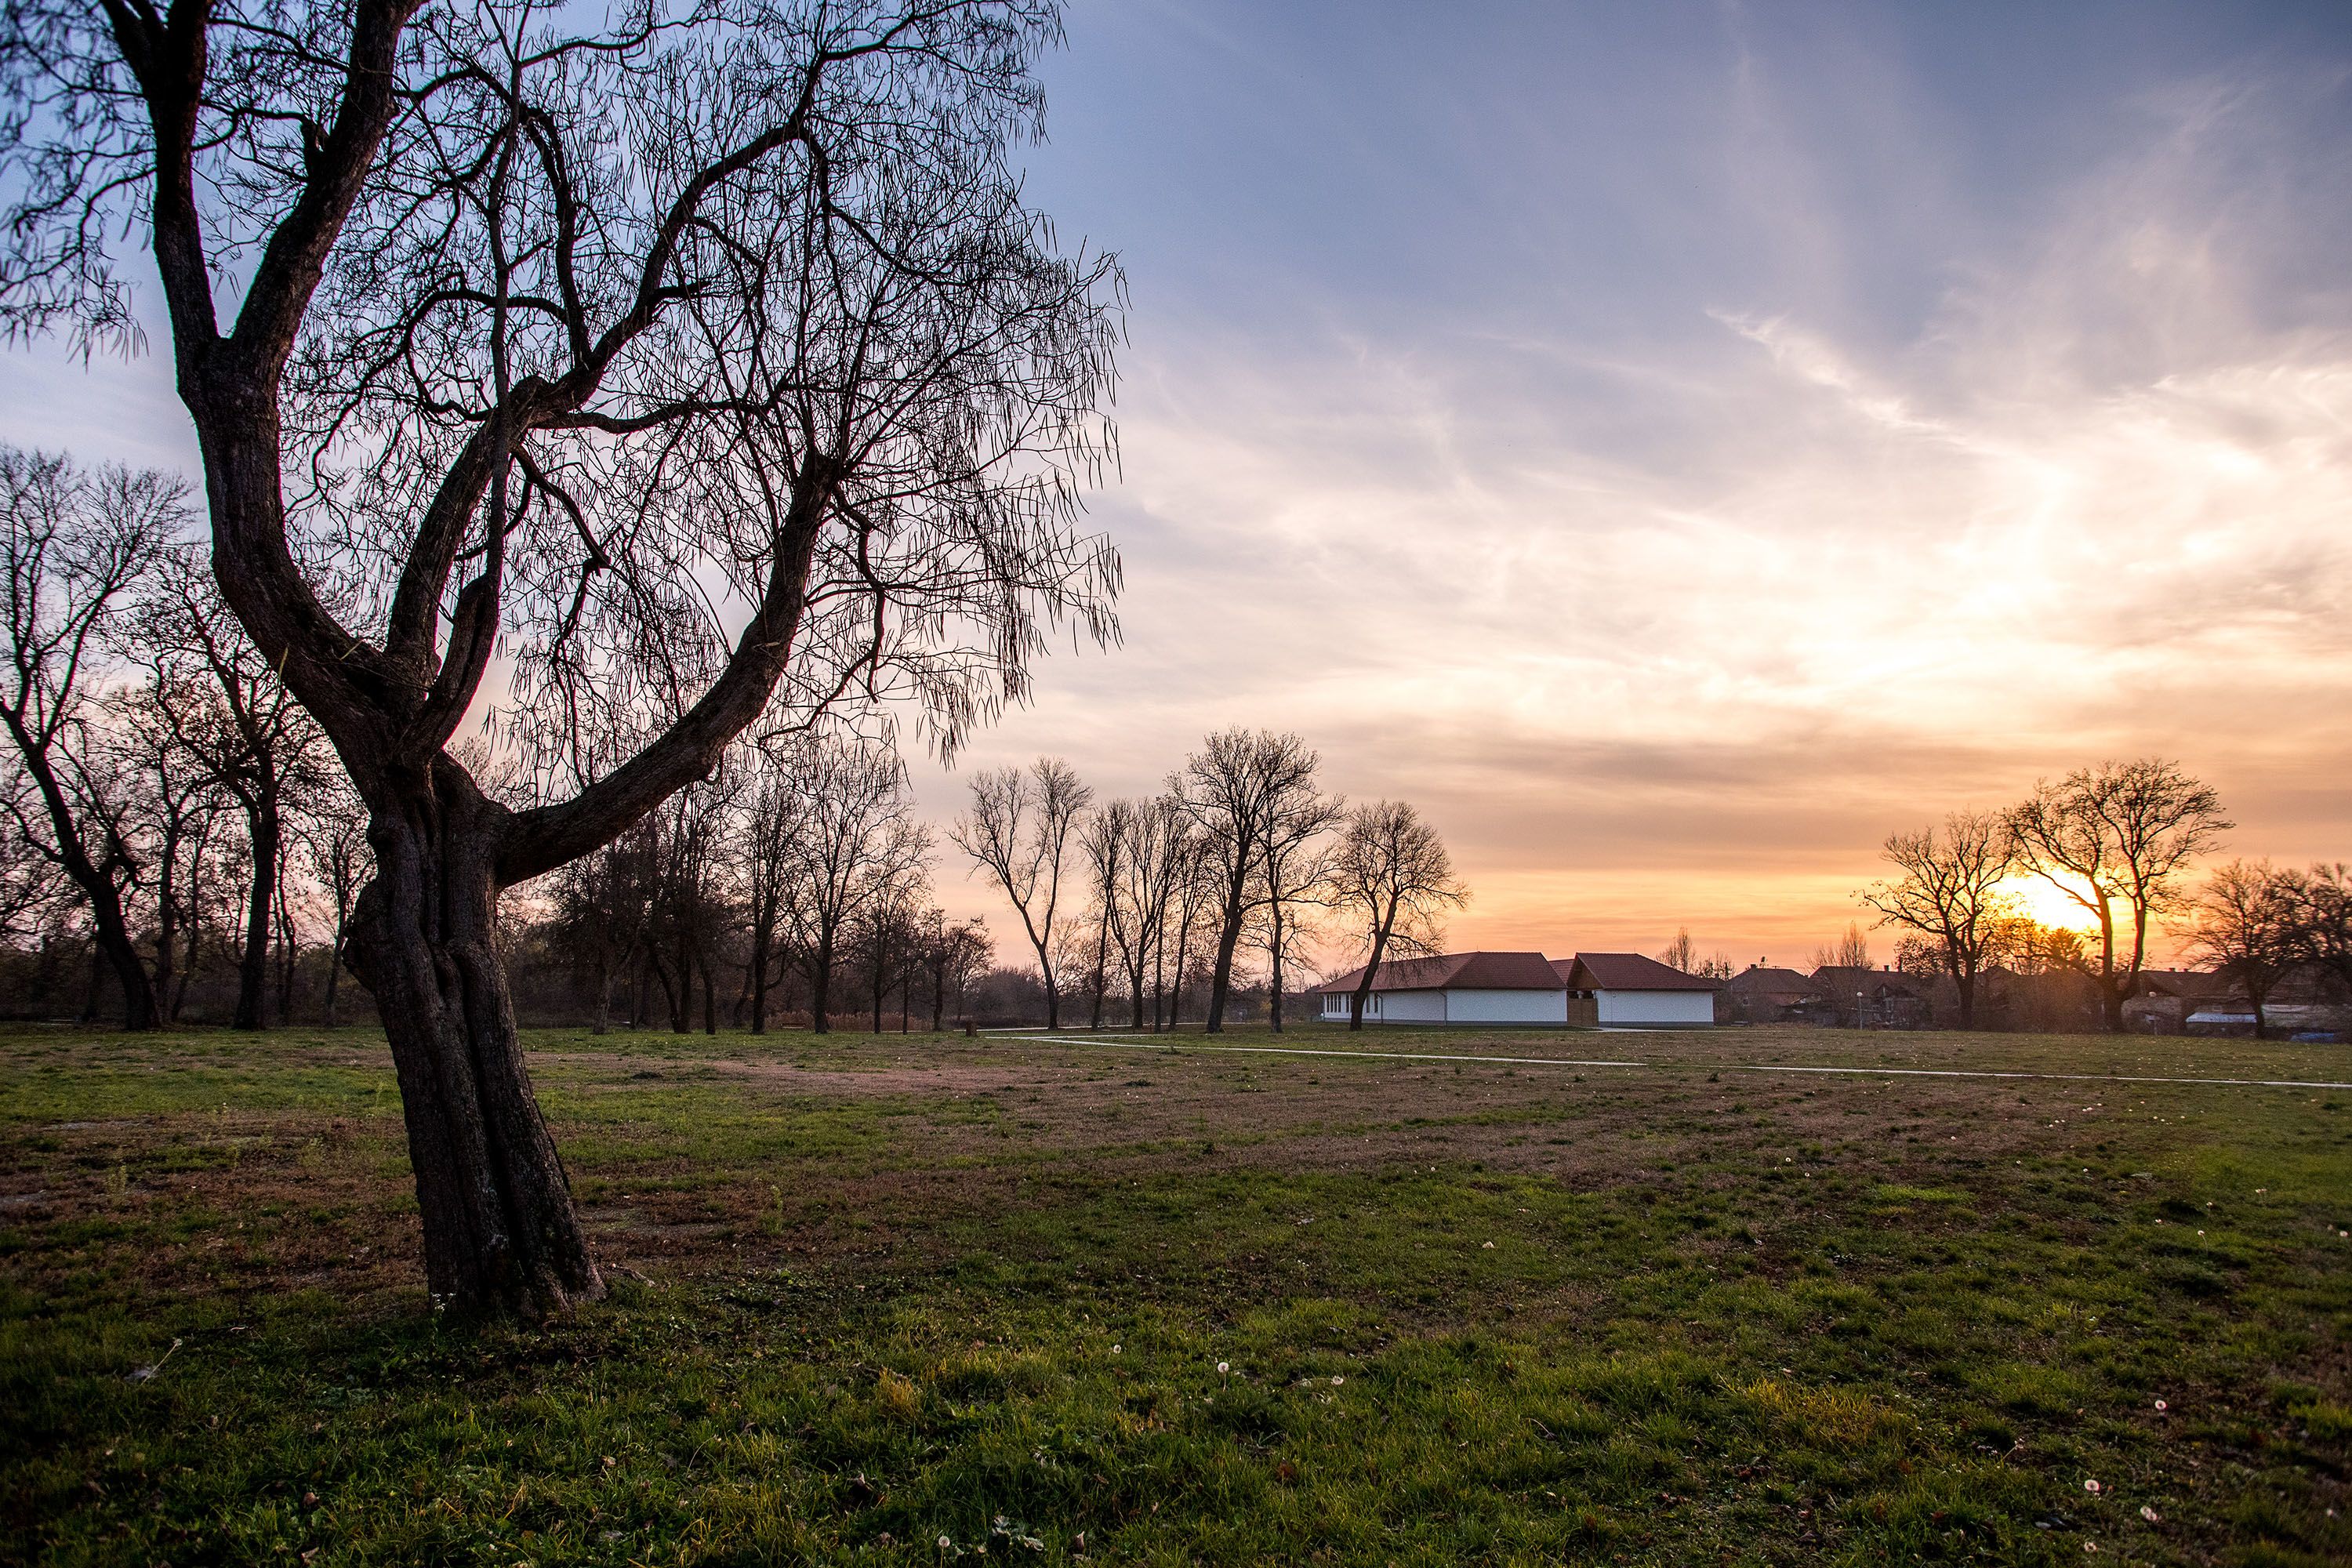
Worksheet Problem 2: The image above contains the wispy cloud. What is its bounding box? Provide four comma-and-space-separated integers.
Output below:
925, 45, 2352, 964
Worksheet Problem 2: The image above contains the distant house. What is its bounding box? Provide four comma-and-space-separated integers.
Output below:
1725, 965, 1833, 1025
2120, 971, 2233, 1035
1555, 953, 1720, 1027
1810, 966, 1934, 1029
2125, 967, 2351, 1039
1312, 949, 1720, 1028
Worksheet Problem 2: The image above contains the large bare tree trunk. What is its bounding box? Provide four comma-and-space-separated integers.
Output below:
342, 763, 601, 1317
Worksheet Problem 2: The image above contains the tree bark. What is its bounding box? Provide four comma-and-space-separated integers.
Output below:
2, 720, 159, 1029
1351, 901, 1399, 1032
275, 877, 298, 1021
809, 943, 834, 1034
152, 874, 180, 1029
1268, 902, 1287, 1033
748, 928, 771, 1035
340, 761, 600, 1318
234, 794, 280, 1029
324, 897, 350, 1028
1203, 866, 1249, 1034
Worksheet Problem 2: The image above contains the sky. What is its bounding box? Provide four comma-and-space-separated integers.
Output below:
5, 1, 2351, 971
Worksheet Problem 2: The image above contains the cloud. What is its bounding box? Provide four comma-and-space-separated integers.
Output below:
920, 58, 2352, 966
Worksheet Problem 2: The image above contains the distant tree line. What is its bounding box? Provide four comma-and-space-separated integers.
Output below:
523, 735, 996, 1035
3, 488, 1485, 1038
0, 445, 1009, 1036
952, 729, 1466, 1034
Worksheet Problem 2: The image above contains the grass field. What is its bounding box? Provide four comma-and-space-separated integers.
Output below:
3, 1021, 2349, 1566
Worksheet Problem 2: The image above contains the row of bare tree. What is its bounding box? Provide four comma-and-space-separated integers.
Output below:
535, 735, 992, 1036
950, 729, 1468, 1033
1, 448, 368, 1029
1859, 757, 2347, 1033
0, 447, 1007, 1039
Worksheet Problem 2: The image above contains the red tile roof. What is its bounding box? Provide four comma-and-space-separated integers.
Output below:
1313, 951, 1564, 994
1316, 950, 1722, 994
1558, 953, 1721, 992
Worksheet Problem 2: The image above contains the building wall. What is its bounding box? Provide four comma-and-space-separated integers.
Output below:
1443, 988, 1569, 1024
1377, 989, 1449, 1022
1597, 989, 1715, 1026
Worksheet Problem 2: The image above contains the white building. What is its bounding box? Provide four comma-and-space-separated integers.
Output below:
1554, 952, 1719, 1027
1314, 950, 1719, 1027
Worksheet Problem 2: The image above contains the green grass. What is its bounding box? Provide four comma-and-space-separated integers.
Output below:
2, 1022, 2349, 1564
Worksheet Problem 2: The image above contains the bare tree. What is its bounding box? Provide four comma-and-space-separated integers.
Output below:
1811, 923, 1872, 972
2187, 860, 2299, 1039
126, 550, 329, 1029
852, 868, 931, 1032
1175, 729, 1321, 1033
736, 760, 807, 1035
1160, 832, 1218, 1030
547, 819, 658, 1037
1076, 797, 1130, 1029
1, 3, 1120, 1312
1658, 929, 1697, 974
1991, 916, 2090, 978
1257, 771, 1341, 1033
2007, 759, 2231, 1033
915, 909, 991, 1029
109, 669, 230, 1021
1860, 809, 2014, 1030
0, 448, 176, 1027
298, 782, 372, 1028
1102, 794, 1187, 1030
0, 763, 68, 944
644, 779, 736, 1035
2282, 864, 2352, 995
776, 736, 930, 1035
1330, 800, 1466, 1031
951, 757, 1091, 1027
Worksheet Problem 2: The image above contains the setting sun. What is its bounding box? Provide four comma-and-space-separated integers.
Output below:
1996, 875, 2108, 937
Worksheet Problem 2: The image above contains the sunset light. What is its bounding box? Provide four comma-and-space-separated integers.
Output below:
1995, 875, 2111, 940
